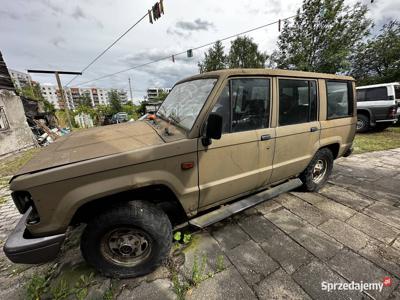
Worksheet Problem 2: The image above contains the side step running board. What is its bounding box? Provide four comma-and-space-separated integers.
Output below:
189, 178, 303, 228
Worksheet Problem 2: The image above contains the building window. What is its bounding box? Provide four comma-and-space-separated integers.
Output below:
278, 79, 317, 126
0, 107, 10, 131
326, 81, 353, 119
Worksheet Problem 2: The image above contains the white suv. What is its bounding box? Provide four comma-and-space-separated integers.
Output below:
356, 82, 400, 132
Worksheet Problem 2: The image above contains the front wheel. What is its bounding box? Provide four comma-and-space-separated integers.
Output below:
80, 201, 172, 278
300, 148, 333, 192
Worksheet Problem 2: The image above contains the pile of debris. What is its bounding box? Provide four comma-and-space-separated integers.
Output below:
22, 97, 70, 146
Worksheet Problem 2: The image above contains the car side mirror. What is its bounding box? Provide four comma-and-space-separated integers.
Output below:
202, 113, 223, 146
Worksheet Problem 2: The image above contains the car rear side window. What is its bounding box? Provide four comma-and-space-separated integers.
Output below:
365, 87, 388, 101
212, 78, 270, 133
395, 85, 400, 100
278, 79, 317, 126
326, 81, 353, 119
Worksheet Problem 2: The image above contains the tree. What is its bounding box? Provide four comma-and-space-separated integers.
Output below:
273, 0, 371, 73
198, 41, 227, 73
155, 90, 169, 101
228, 36, 267, 68
17, 82, 44, 101
350, 21, 400, 85
77, 93, 92, 107
137, 100, 148, 116
108, 89, 122, 114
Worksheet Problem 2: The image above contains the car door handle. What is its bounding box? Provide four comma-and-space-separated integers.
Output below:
310, 127, 319, 132
260, 134, 272, 141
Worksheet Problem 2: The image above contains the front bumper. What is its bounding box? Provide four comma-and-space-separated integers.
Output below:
3, 207, 66, 264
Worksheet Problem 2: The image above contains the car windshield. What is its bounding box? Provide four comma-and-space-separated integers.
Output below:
157, 78, 217, 130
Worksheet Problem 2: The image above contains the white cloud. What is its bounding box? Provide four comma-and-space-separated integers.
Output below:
0, 0, 395, 100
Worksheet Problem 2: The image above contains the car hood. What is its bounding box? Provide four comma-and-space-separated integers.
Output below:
16, 121, 165, 176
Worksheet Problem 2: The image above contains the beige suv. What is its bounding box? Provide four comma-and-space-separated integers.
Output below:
4, 69, 356, 278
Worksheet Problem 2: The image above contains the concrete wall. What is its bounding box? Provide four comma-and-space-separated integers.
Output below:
0, 90, 36, 157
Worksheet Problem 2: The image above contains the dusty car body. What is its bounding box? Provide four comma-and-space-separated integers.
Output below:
4, 69, 356, 278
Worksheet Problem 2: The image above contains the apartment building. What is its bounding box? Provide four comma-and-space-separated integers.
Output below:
146, 87, 171, 101
41, 86, 128, 110
9, 69, 32, 90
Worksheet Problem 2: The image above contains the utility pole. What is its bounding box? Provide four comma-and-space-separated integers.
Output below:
128, 77, 133, 101
27, 70, 82, 131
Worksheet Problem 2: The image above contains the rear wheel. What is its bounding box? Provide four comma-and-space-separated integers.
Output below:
80, 201, 172, 278
356, 114, 370, 133
300, 148, 333, 192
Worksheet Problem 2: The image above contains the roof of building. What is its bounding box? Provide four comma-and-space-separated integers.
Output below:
0, 51, 15, 91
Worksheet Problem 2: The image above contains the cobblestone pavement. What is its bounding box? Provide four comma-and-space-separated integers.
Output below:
0, 149, 399, 299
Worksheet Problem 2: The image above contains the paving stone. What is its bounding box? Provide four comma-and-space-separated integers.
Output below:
187, 267, 257, 300
255, 199, 282, 215
292, 259, 362, 300
318, 219, 371, 251
260, 229, 313, 274
364, 203, 400, 231
238, 214, 280, 243
328, 248, 397, 299
392, 239, 400, 251
225, 240, 279, 284
359, 242, 400, 278
388, 284, 400, 299
346, 213, 399, 244
116, 279, 175, 300
276, 193, 330, 226
255, 268, 311, 300
211, 222, 250, 251
264, 207, 307, 234
319, 184, 374, 211
289, 191, 326, 205
374, 177, 400, 194
341, 184, 400, 206
312, 198, 357, 222
290, 225, 343, 261
181, 231, 231, 280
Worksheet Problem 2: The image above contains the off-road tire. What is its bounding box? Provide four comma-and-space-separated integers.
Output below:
299, 148, 333, 192
356, 114, 370, 133
80, 201, 172, 278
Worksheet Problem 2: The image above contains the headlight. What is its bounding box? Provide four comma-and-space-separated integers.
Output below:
11, 191, 32, 214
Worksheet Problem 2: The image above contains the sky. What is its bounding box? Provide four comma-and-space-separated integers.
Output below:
0, 0, 398, 100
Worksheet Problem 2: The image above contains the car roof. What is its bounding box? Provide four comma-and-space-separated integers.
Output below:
356, 82, 400, 89
176, 68, 354, 84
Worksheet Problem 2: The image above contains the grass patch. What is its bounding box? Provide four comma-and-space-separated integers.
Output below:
0, 196, 8, 205
0, 148, 40, 177
353, 127, 400, 154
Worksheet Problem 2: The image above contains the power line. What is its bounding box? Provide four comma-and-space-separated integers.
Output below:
73, 14, 296, 87
65, 11, 149, 87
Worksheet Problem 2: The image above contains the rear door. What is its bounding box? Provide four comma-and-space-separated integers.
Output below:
198, 77, 273, 209
270, 78, 320, 183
